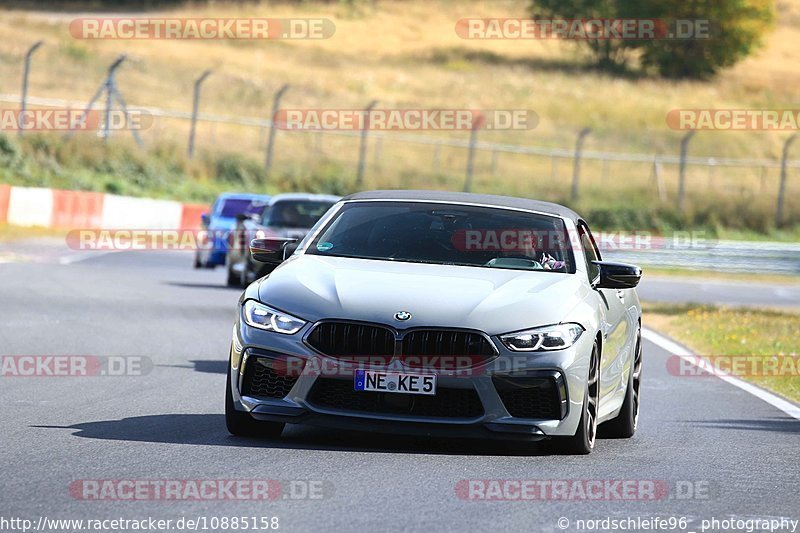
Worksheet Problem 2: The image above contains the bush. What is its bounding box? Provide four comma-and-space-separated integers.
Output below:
529, 0, 634, 70
213, 153, 267, 187
635, 0, 774, 79
529, 0, 774, 79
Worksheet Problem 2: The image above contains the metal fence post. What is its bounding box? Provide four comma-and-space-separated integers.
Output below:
650, 156, 666, 202
356, 100, 378, 189
571, 128, 591, 202
187, 69, 212, 159
707, 157, 717, 190
265, 84, 289, 173
677, 131, 695, 213
432, 143, 441, 174
19, 40, 43, 137
374, 137, 383, 172
463, 116, 483, 192
102, 55, 127, 141
776, 133, 797, 227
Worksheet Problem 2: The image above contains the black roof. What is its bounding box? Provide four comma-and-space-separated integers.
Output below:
342, 190, 582, 222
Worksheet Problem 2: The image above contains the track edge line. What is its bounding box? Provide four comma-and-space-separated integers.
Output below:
642, 327, 800, 422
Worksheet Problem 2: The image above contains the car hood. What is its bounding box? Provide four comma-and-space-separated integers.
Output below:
257, 255, 589, 335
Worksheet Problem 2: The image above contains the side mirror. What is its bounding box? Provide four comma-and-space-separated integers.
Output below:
592, 261, 642, 289
200, 213, 210, 227
250, 237, 298, 265
236, 212, 257, 223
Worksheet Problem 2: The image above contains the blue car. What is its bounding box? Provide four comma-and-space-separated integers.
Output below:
194, 193, 270, 269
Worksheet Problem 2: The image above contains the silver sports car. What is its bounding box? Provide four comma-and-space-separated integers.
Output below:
226, 190, 642, 454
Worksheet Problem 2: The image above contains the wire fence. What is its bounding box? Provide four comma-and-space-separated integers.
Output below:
4, 45, 800, 226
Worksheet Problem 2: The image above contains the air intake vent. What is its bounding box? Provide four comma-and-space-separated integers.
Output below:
306, 322, 396, 358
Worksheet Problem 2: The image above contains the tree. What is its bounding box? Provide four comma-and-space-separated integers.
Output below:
635, 0, 774, 79
529, 0, 635, 69
528, 0, 774, 79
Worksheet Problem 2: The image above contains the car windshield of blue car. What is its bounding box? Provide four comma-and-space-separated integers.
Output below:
219, 199, 260, 218
307, 201, 575, 273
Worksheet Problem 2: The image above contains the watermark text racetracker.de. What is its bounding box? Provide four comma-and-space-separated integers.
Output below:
66, 228, 294, 251
667, 109, 800, 130
70, 17, 335, 40
453, 229, 715, 254
456, 18, 711, 40
274, 108, 538, 131
455, 479, 712, 501
0, 108, 152, 132
667, 355, 799, 378
0, 356, 152, 377
68, 479, 333, 501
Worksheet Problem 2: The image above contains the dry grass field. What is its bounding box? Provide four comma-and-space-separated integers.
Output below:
0, 0, 798, 227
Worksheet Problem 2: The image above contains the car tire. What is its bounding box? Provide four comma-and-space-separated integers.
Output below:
239, 260, 251, 288
225, 360, 284, 438
226, 259, 241, 288
193, 251, 203, 269
552, 341, 599, 455
600, 330, 641, 439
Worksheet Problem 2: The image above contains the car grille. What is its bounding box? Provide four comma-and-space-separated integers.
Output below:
493, 376, 564, 420
306, 322, 395, 359
241, 357, 299, 399
306, 322, 496, 369
308, 378, 484, 419
401, 330, 496, 368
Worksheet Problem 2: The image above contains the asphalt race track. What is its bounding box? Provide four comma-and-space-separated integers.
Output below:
1, 250, 798, 532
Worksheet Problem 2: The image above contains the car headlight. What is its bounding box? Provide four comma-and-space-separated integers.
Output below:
242, 300, 306, 334
500, 323, 584, 352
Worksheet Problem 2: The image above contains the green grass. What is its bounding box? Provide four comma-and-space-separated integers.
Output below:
644, 267, 800, 285
0, 132, 354, 203
0, 222, 67, 242
644, 303, 800, 403
2, 131, 799, 236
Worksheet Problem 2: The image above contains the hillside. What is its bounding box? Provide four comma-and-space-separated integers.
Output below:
0, 0, 798, 230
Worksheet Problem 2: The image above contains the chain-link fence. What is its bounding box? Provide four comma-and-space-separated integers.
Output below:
4, 45, 799, 226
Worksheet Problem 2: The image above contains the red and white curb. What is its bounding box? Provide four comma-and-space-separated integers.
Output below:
0, 184, 207, 231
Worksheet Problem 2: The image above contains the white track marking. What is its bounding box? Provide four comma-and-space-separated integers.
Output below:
57, 250, 121, 264
643, 327, 800, 421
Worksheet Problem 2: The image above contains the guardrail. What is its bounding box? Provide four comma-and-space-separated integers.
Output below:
605, 241, 800, 274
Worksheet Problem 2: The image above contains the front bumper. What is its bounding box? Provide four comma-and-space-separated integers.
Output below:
229, 318, 594, 441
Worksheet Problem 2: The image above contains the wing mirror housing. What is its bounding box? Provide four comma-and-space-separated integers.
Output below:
250, 237, 299, 265
236, 212, 259, 223
200, 213, 210, 227
592, 261, 642, 289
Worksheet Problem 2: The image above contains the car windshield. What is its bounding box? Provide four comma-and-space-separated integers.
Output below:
219, 198, 263, 218
306, 201, 575, 273
262, 201, 334, 229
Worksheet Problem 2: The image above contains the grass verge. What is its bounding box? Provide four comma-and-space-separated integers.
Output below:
643, 267, 800, 285
2, 132, 799, 236
0, 223, 67, 242
644, 303, 800, 403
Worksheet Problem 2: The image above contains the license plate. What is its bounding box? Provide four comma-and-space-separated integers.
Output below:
354, 370, 436, 395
